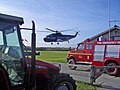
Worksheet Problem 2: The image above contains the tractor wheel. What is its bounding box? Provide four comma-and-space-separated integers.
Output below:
68, 58, 77, 70
105, 62, 120, 76
49, 73, 76, 90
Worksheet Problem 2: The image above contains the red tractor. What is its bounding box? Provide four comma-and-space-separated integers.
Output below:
0, 13, 76, 90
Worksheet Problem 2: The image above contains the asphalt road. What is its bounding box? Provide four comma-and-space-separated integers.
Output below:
57, 63, 120, 90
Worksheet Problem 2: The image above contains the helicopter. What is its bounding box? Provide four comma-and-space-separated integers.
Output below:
43, 28, 79, 44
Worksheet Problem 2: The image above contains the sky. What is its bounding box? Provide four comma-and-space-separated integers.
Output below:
0, 0, 120, 47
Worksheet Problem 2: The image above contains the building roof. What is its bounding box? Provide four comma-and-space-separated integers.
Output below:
86, 25, 120, 42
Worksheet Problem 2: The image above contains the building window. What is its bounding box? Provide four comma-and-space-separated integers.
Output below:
114, 36, 120, 40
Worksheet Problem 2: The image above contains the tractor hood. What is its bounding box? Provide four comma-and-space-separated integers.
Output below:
26, 57, 60, 78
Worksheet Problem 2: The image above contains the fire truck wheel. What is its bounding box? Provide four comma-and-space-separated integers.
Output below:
106, 62, 120, 76
49, 73, 76, 90
68, 58, 77, 70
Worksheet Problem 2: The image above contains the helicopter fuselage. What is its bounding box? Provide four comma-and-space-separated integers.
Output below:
43, 32, 77, 43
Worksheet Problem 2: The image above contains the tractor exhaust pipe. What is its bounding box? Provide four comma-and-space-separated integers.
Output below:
31, 21, 36, 90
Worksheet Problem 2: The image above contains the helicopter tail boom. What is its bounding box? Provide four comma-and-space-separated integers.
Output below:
75, 32, 78, 37
72, 32, 79, 38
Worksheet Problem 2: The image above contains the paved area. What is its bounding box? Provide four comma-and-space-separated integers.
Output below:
95, 75, 120, 90
57, 63, 120, 90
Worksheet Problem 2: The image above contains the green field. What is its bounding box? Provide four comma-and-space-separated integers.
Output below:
36, 50, 96, 90
36, 51, 67, 63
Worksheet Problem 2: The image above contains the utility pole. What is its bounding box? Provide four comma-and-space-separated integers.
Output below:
108, 0, 111, 40
108, 0, 120, 40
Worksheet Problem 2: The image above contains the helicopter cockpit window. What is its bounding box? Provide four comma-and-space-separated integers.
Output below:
0, 21, 25, 86
47, 36, 50, 39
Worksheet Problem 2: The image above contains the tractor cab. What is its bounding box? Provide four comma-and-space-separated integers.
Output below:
0, 13, 76, 90
0, 14, 26, 89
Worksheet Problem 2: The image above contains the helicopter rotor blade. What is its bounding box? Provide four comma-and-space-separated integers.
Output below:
60, 29, 75, 32
36, 30, 50, 33
45, 28, 76, 33
45, 28, 57, 32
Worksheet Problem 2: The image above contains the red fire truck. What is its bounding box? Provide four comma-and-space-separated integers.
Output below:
67, 40, 120, 76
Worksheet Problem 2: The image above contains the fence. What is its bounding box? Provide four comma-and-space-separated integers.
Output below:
68, 64, 120, 84
90, 65, 120, 84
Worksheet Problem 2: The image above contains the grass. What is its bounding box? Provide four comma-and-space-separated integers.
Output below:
76, 81, 96, 90
36, 50, 96, 90
36, 51, 67, 63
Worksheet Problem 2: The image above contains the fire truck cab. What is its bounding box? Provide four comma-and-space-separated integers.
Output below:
67, 40, 120, 76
